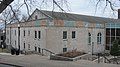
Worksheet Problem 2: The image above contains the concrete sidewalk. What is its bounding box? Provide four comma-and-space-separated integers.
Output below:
0, 53, 12, 55
0, 54, 120, 67
0, 52, 24, 56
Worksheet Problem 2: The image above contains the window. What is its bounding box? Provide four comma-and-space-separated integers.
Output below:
35, 46, 37, 51
1, 36, 3, 40
35, 15, 38, 19
18, 29, 20, 36
38, 31, 41, 39
97, 33, 102, 44
35, 31, 37, 38
24, 43, 25, 49
63, 31, 67, 39
15, 30, 16, 36
28, 30, 30, 36
63, 48, 67, 52
28, 44, 30, 50
38, 47, 41, 53
88, 33, 91, 45
72, 31, 76, 38
24, 30, 25, 37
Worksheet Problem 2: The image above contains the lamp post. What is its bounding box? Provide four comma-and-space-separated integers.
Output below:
17, 24, 20, 55
1, 30, 5, 52
92, 42, 94, 55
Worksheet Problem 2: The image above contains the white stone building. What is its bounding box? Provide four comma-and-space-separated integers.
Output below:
6, 9, 106, 55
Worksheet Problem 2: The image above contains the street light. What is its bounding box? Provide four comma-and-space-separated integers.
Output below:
92, 42, 94, 55
17, 24, 20, 55
1, 30, 5, 52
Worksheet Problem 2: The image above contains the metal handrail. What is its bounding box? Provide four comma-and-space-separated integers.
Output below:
42, 48, 55, 56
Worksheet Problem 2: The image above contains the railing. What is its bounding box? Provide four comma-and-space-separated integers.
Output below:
42, 48, 55, 56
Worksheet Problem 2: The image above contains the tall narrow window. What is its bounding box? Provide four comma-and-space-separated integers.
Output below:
24, 43, 25, 49
63, 31, 67, 39
63, 48, 67, 52
38, 47, 41, 53
88, 33, 91, 45
35, 15, 38, 19
28, 30, 30, 36
72, 31, 76, 38
1, 36, 3, 40
35, 46, 37, 51
35, 31, 37, 38
15, 30, 16, 36
97, 33, 102, 44
38, 31, 41, 39
24, 30, 25, 37
28, 44, 30, 50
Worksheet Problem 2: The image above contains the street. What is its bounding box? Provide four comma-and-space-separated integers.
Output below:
0, 53, 120, 67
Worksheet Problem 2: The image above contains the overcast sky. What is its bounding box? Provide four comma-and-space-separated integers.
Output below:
0, 0, 120, 29
5, 0, 120, 19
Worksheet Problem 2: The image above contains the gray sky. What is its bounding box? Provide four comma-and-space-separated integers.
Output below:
9, 0, 120, 19
9, 0, 120, 18
0, 0, 120, 29
4, 0, 120, 19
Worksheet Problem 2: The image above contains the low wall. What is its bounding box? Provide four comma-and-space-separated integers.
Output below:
50, 54, 89, 61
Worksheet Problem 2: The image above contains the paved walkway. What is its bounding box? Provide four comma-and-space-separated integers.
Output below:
0, 53, 12, 55
0, 53, 120, 67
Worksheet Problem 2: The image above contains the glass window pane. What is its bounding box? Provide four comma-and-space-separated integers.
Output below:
116, 29, 120, 36
115, 23, 120, 28
106, 37, 110, 44
111, 23, 115, 28
72, 31, 75, 38
63, 31, 67, 39
111, 28, 115, 36
111, 37, 115, 44
106, 28, 110, 36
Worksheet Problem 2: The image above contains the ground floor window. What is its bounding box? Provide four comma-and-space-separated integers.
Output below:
63, 48, 67, 52
28, 44, 30, 50
24, 43, 25, 49
35, 46, 37, 51
38, 47, 41, 53
88, 33, 91, 45
97, 33, 102, 44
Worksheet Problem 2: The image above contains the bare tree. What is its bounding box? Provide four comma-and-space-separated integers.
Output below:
95, 0, 120, 13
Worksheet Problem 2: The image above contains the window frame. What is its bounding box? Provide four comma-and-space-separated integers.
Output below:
38, 31, 41, 39
15, 30, 16, 36
35, 31, 37, 38
63, 31, 67, 39
97, 33, 102, 44
24, 42, 25, 49
28, 30, 30, 36
72, 31, 76, 39
88, 33, 91, 45
23, 30, 25, 37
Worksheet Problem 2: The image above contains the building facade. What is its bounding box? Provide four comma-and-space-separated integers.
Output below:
6, 9, 106, 55
105, 9, 120, 50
